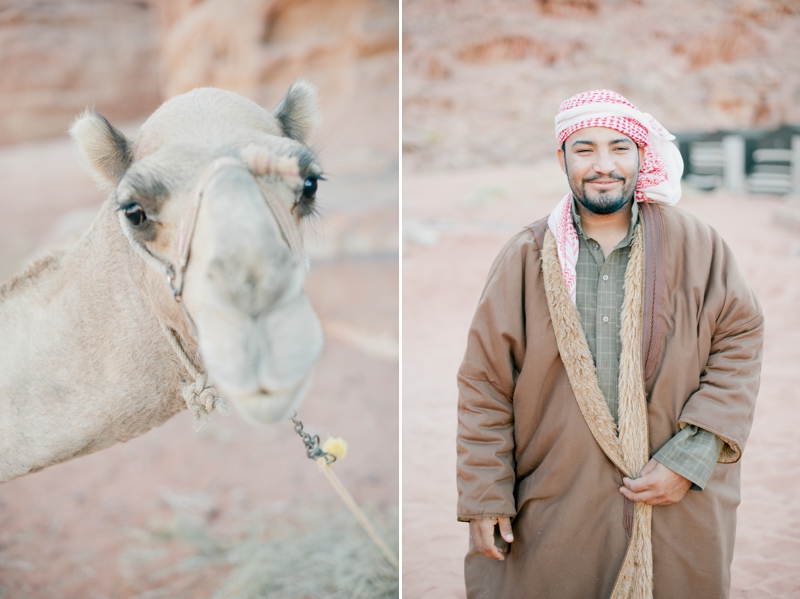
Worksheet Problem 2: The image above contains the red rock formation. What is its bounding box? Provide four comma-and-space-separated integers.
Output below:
0, 0, 399, 150
535, 0, 601, 16
673, 19, 765, 68
402, 0, 800, 172
0, 0, 162, 145
149, 0, 399, 104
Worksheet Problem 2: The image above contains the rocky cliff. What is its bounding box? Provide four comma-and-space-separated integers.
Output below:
0, 0, 161, 144
403, 0, 800, 172
0, 0, 398, 153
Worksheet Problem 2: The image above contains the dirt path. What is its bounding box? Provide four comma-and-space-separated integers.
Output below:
402, 163, 800, 598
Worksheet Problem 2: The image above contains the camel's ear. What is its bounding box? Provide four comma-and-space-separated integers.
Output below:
69, 110, 133, 191
272, 80, 321, 145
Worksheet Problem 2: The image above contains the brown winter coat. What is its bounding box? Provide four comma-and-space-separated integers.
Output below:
456, 203, 764, 599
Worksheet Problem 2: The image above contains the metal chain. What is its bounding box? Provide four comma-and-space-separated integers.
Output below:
290, 413, 337, 464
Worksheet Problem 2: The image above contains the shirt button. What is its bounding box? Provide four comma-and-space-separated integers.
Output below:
602, 316, 609, 323
602, 275, 609, 281
595, 244, 600, 250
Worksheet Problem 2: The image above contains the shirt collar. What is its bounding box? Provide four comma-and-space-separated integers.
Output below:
571, 196, 639, 249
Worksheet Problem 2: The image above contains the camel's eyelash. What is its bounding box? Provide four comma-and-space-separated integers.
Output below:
299, 203, 319, 219
294, 198, 319, 218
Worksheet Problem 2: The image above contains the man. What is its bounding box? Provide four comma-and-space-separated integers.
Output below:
456, 90, 763, 598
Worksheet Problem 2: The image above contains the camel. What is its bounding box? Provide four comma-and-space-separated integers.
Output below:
0, 81, 325, 483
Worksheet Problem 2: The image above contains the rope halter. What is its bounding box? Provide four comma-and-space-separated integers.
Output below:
119, 145, 308, 429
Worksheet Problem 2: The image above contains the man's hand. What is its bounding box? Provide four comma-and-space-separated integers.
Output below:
469, 517, 514, 561
620, 458, 692, 506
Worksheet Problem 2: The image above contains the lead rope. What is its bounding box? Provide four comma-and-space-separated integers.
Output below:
291, 413, 399, 570
119, 209, 230, 430
155, 313, 230, 431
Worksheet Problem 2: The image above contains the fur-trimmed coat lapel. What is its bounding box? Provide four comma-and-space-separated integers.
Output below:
541, 225, 652, 598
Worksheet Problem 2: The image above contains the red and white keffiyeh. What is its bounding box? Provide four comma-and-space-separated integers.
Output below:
548, 90, 684, 303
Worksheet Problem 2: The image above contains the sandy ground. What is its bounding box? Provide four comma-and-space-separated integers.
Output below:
0, 127, 398, 596
402, 161, 800, 598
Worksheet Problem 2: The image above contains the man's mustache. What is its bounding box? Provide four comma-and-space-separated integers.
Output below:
583, 173, 625, 183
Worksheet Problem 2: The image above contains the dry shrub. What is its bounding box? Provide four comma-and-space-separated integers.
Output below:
673, 19, 766, 68
137, 498, 399, 599
211, 509, 398, 599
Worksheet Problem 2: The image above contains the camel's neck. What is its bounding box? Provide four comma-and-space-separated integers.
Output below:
0, 201, 188, 482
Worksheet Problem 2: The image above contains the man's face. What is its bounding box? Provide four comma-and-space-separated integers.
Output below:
558, 127, 645, 215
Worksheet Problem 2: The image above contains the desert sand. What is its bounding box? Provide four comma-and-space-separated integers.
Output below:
402, 162, 800, 598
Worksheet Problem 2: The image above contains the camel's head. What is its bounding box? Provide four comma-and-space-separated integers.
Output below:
70, 82, 325, 424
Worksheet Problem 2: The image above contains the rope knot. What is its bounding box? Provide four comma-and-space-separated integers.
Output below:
182, 373, 230, 431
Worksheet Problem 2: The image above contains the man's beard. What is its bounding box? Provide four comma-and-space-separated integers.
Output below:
565, 165, 638, 215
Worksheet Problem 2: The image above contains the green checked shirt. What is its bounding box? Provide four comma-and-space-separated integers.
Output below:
571, 199, 723, 490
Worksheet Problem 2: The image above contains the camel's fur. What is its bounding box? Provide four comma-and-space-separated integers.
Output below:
0, 81, 325, 483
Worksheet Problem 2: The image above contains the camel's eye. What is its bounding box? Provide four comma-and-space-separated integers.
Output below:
302, 176, 318, 200
122, 203, 147, 228
294, 175, 321, 217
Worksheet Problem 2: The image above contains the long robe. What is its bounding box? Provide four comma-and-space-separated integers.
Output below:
456, 202, 764, 599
